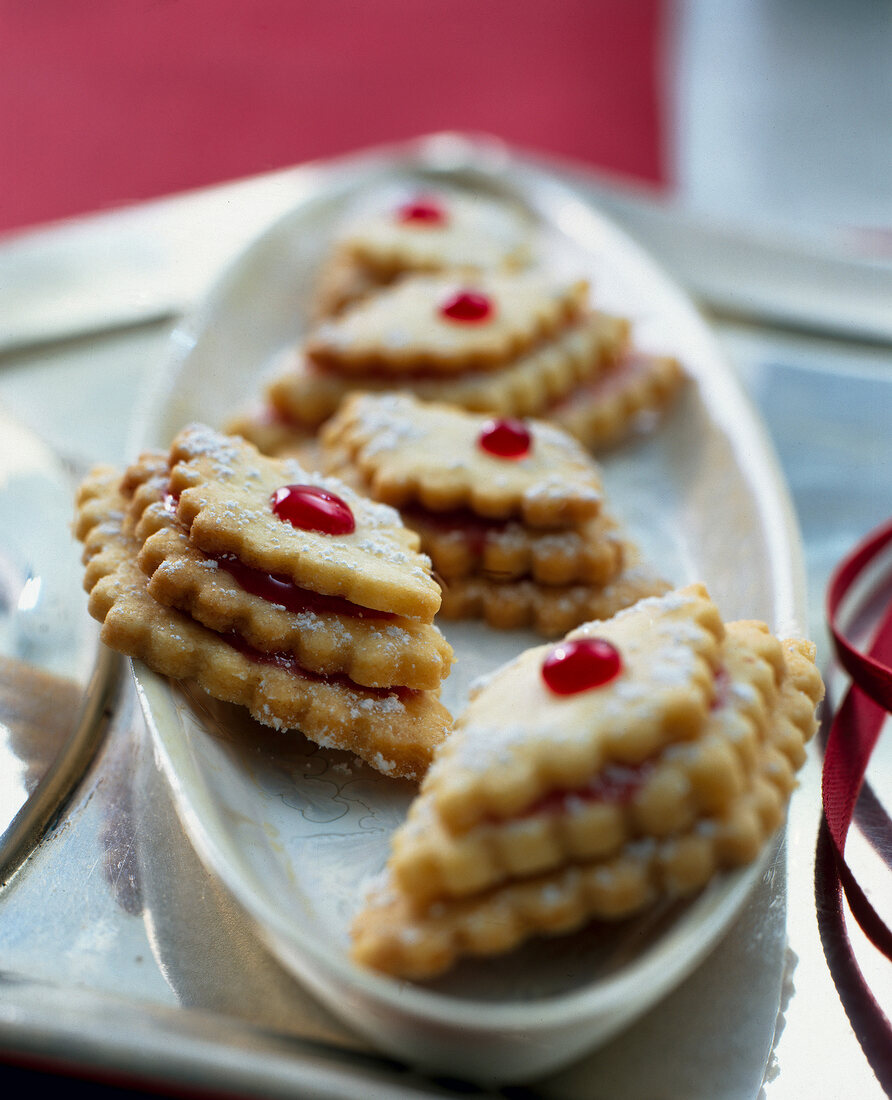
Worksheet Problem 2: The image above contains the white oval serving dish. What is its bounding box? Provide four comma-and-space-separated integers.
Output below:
133, 134, 807, 1083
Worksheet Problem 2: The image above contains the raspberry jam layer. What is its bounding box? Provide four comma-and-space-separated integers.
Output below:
711, 667, 730, 710
224, 630, 410, 699
522, 761, 653, 818
214, 552, 393, 621
402, 506, 506, 557
548, 351, 645, 412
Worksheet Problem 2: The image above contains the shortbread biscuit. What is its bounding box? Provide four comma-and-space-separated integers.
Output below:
350, 590, 824, 977
129, 470, 454, 692
436, 566, 671, 637
265, 308, 628, 434
167, 423, 441, 620
334, 189, 533, 282
311, 249, 387, 320
319, 392, 606, 525
311, 188, 533, 317
225, 405, 315, 459
773, 636, 824, 771
74, 466, 452, 780
306, 272, 589, 375
550, 351, 686, 451
350, 764, 790, 978
395, 509, 626, 586
429, 585, 727, 833
386, 619, 787, 905
319, 392, 668, 636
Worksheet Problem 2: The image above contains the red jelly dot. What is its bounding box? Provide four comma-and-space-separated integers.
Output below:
541, 638, 622, 696
397, 197, 447, 225
271, 484, 355, 535
478, 418, 532, 459
440, 289, 493, 323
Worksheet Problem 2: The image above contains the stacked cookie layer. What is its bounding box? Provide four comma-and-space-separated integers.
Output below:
319, 392, 670, 636
260, 270, 628, 437
74, 423, 454, 779
350, 584, 825, 978
550, 348, 687, 452
228, 186, 685, 457
310, 186, 534, 319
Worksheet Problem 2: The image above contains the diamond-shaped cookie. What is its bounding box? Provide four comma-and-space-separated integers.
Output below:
168, 423, 441, 619
306, 272, 589, 375
349, 588, 824, 976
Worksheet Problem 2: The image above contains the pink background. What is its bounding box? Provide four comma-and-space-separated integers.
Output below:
0, 0, 667, 234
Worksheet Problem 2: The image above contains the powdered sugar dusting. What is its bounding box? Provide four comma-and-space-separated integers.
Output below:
439, 587, 717, 782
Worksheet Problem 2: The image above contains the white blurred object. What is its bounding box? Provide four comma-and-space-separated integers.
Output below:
670, 0, 892, 248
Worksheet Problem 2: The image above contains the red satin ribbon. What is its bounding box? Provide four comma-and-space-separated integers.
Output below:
823, 516, 892, 959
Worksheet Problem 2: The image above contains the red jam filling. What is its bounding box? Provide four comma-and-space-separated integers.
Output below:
271, 484, 355, 536
212, 553, 393, 621
223, 631, 410, 699
478, 417, 532, 459
521, 761, 653, 819
439, 289, 493, 324
541, 638, 622, 695
710, 666, 730, 710
402, 505, 503, 557
548, 352, 640, 411
396, 196, 447, 225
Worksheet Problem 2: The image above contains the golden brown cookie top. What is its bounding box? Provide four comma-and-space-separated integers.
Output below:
167, 423, 441, 619
337, 188, 533, 276
319, 392, 605, 525
305, 272, 589, 374
426, 584, 727, 831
